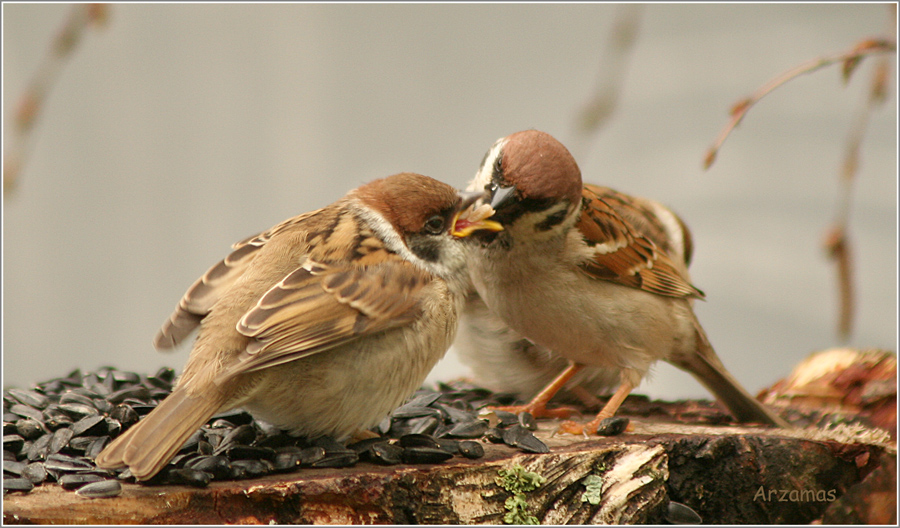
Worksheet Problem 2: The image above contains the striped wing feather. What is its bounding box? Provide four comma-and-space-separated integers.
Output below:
576, 185, 703, 299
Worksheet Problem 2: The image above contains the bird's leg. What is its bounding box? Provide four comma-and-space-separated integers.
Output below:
557, 379, 634, 435
489, 362, 583, 419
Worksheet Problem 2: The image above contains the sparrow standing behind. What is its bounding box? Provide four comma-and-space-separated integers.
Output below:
461, 130, 789, 433
95, 172, 502, 480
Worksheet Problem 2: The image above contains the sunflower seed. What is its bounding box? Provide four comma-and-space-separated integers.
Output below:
108, 405, 139, 429
41, 407, 73, 430
273, 452, 303, 473
299, 446, 327, 466
198, 440, 214, 456
44, 453, 94, 472
347, 437, 388, 455
398, 392, 442, 411
26, 434, 51, 461
254, 432, 295, 449
310, 451, 358, 468
186, 455, 232, 479
167, 468, 212, 487
71, 415, 106, 437
399, 433, 442, 449
59, 473, 105, 490
209, 419, 235, 430
111, 370, 140, 387
401, 446, 453, 464
103, 418, 121, 437
391, 406, 441, 420
310, 435, 346, 453
68, 435, 97, 453
459, 440, 485, 459
502, 424, 549, 453
57, 403, 98, 421
85, 437, 109, 460
447, 419, 489, 439
7, 389, 50, 410
106, 386, 150, 404
484, 427, 505, 444
435, 438, 460, 455
3, 434, 26, 454
59, 391, 96, 407
4, 459, 26, 476
75, 479, 122, 498
518, 412, 537, 431
22, 462, 48, 484
370, 442, 403, 465
225, 445, 275, 461
49, 427, 75, 454
596, 417, 629, 436
9, 404, 44, 422
220, 424, 256, 447
3, 477, 34, 493
229, 459, 271, 478
434, 403, 478, 425
146, 368, 175, 390
493, 410, 519, 427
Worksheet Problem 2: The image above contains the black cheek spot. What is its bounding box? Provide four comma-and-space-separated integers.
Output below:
408, 234, 442, 262
535, 209, 568, 231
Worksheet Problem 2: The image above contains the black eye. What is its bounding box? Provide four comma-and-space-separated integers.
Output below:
423, 215, 445, 235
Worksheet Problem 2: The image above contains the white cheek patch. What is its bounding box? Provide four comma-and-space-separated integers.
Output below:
467, 137, 507, 192
351, 204, 465, 282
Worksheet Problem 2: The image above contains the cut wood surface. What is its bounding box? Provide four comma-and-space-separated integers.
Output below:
4, 348, 895, 524
4, 417, 894, 525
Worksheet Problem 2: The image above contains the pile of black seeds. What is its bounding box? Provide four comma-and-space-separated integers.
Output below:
3, 367, 549, 497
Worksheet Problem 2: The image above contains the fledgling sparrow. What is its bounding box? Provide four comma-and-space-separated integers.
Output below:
455, 180, 701, 406
460, 130, 789, 433
95, 172, 502, 480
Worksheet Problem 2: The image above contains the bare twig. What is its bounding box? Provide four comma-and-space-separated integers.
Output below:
576, 4, 643, 135
3, 4, 109, 195
703, 38, 896, 170
823, 7, 895, 341
569, 5, 642, 162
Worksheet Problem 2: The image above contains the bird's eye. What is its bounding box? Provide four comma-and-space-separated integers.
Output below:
424, 215, 445, 235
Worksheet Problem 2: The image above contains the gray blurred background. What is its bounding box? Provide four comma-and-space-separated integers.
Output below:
3, 4, 896, 401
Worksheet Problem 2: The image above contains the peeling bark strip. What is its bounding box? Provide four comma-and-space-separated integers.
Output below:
4, 419, 893, 525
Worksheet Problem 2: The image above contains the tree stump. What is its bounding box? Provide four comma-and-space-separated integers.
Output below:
3, 348, 895, 524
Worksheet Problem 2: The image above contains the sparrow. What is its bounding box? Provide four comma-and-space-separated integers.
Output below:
95, 172, 502, 480
460, 130, 789, 433
456, 291, 619, 408
455, 180, 701, 407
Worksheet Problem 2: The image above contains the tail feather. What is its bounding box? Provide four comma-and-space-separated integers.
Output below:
669, 319, 791, 428
95, 387, 225, 480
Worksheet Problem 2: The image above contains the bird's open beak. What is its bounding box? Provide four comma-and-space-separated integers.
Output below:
452, 191, 504, 238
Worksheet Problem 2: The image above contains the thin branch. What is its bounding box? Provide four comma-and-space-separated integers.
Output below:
575, 4, 643, 135
703, 38, 895, 170
823, 8, 895, 342
3, 4, 109, 195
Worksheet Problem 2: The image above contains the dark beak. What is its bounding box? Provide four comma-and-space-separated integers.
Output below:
489, 184, 516, 210
458, 190, 489, 211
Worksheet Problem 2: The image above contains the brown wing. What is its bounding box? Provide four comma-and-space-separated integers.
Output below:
576, 185, 703, 299
216, 257, 434, 380
583, 184, 694, 264
153, 211, 318, 349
